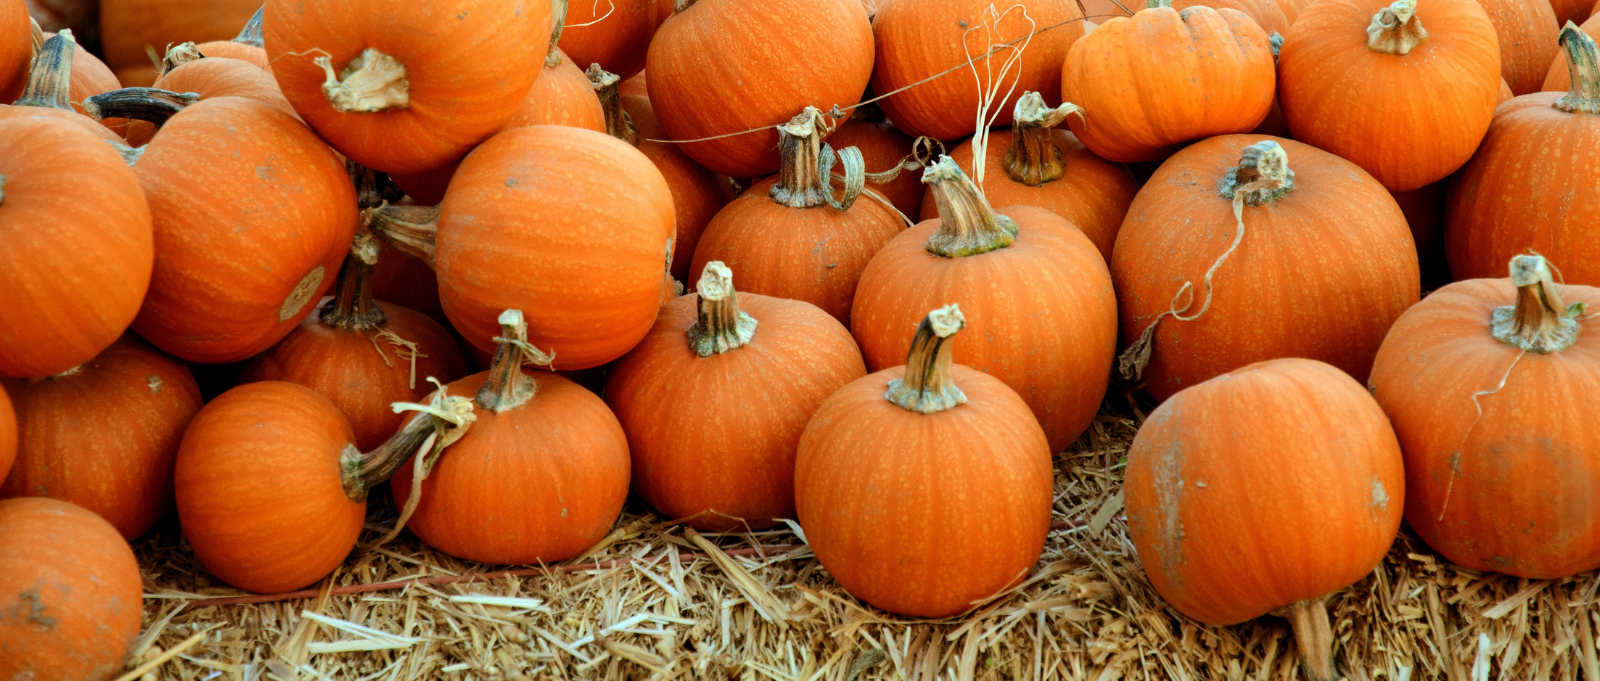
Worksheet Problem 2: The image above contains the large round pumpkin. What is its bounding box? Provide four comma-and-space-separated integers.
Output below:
1, 336, 201, 540
1553, 0, 1591, 26
559, 0, 656, 79
1370, 254, 1600, 578
645, 0, 873, 177
1278, 0, 1501, 192
1477, 0, 1559, 94
855, 156, 1116, 453
795, 304, 1053, 618
1126, 357, 1404, 681
100, 0, 259, 86
871, 0, 1084, 141
1112, 136, 1419, 402
921, 92, 1138, 262
605, 262, 866, 531
1063, 0, 1276, 163
0, 116, 152, 379
0, 497, 143, 681
263, 0, 551, 175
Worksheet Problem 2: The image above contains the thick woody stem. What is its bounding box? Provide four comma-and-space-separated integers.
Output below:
769, 108, 832, 209
1556, 22, 1600, 114
674, 0, 701, 12
1491, 254, 1583, 353
686, 262, 758, 356
317, 48, 410, 113
319, 235, 387, 332
235, 6, 265, 47
546, 0, 569, 68
1273, 598, 1338, 681
1002, 92, 1085, 186
342, 387, 477, 501
81, 88, 200, 124
1366, 0, 1428, 55
14, 30, 73, 109
477, 310, 542, 412
885, 304, 969, 414
923, 156, 1018, 257
365, 203, 441, 267
588, 63, 638, 146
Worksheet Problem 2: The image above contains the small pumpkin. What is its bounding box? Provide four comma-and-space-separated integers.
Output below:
0, 115, 152, 379
795, 304, 1053, 618
559, 0, 656, 79
391, 310, 631, 564
1, 336, 201, 539
0, 497, 143, 681
605, 262, 866, 531
1126, 358, 1405, 681
110, 54, 295, 146
1554, 0, 1591, 26
506, 44, 606, 133
645, 0, 874, 177
0, 32, 123, 143
1278, 0, 1501, 191
195, 6, 269, 70
824, 102, 927, 220
1477, 0, 1559, 94
99, 0, 259, 86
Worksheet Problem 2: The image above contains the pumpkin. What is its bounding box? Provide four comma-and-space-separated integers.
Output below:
368, 125, 675, 370
0, 386, 12, 479
0, 497, 143, 681
645, 0, 874, 177
855, 156, 1116, 452
240, 236, 469, 451
1475, 0, 1559, 94
1278, 0, 1500, 192
1391, 180, 1451, 288
1175, 0, 1291, 34
1112, 137, 1419, 402
114, 55, 294, 146
559, 0, 656, 79
0, 116, 152, 379
0, 336, 201, 539
507, 47, 605, 133
195, 5, 269, 70
605, 262, 866, 531
920, 92, 1137, 262
0, 0, 30, 101
1555, 0, 1591, 25
1448, 24, 1600, 284
1063, 0, 1276, 163
1499, 76, 1516, 102
824, 102, 927, 219
100, 0, 259, 86
176, 380, 467, 592
794, 304, 1053, 618
872, 0, 1084, 141
1370, 254, 1600, 578
0, 31, 123, 143
1126, 358, 1404, 681
689, 108, 904, 327
391, 310, 631, 564
263, 0, 551, 175
619, 68, 648, 97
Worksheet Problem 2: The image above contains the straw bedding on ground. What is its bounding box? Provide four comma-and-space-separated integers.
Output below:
130, 384, 1600, 680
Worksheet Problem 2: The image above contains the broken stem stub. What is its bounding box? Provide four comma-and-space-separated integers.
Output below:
1492, 254, 1583, 353
317, 47, 410, 113
884, 304, 969, 414
923, 156, 1018, 257
1367, 0, 1427, 55
1002, 91, 1085, 186
343, 382, 477, 501
686, 261, 758, 357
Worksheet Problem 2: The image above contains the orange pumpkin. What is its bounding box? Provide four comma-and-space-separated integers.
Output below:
195, 6, 269, 70
391, 310, 630, 564
1112, 137, 1418, 402
920, 92, 1137, 262
645, 0, 874, 177
0, 497, 143, 681
1064, 0, 1276, 163
559, 0, 656, 79
872, 0, 1084, 141
1, 336, 201, 539
0, 116, 152, 379
1448, 25, 1600, 284
1175, 0, 1292, 33
0, 32, 124, 143
1555, 0, 1591, 25
1126, 358, 1404, 681
855, 156, 1116, 452
114, 55, 294, 146
0, 0, 32, 101
606, 262, 866, 531
795, 304, 1053, 617
824, 104, 927, 220
1476, 0, 1559, 94
264, 0, 551, 174
1278, 0, 1501, 191
100, 0, 259, 86
508, 47, 606, 133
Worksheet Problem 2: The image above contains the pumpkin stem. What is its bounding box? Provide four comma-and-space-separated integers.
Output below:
1145, 0, 1172, 8
366, 203, 441, 267
1366, 0, 1427, 55
317, 47, 410, 113
687, 261, 758, 356
923, 156, 1018, 257
14, 30, 73, 110
546, 0, 568, 68
0, 175, 7, 206
1272, 597, 1338, 681
770, 107, 835, 209
588, 63, 638, 146
160, 42, 204, 78
1555, 22, 1600, 114
1002, 91, 1085, 186
885, 304, 969, 414
674, 0, 701, 12
477, 310, 556, 413
235, 6, 265, 48
344, 380, 478, 501
1492, 254, 1583, 353
80, 87, 201, 125
319, 234, 388, 333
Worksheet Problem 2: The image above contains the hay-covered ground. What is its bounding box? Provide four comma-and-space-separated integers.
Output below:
131, 384, 1599, 680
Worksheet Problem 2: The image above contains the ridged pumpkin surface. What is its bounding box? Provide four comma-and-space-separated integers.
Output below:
1478, 0, 1559, 94
559, 0, 657, 79
505, 49, 606, 133
195, 40, 269, 70
124, 56, 294, 146
623, 94, 734, 281
0, 0, 29, 101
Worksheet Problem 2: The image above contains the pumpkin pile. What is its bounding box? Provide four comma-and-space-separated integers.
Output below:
3, 0, 1599, 676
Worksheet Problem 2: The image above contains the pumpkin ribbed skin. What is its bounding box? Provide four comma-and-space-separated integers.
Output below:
124, 57, 294, 146
922, 130, 1137, 262
623, 94, 734, 281
645, 0, 874, 177
1278, 0, 1501, 192
559, 0, 657, 79
1112, 135, 1419, 402
1126, 358, 1404, 625
1, 337, 201, 540
391, 370, 630, 564
854, 206, 1116, 452
264, 0, 551, 175
1445, 94, 1600, 283
0, 117, 153, 379
1370, 278, 1600, 577
1064, 6, 1276, 163
0, 0, 36, 101
1478, 0, 1558, 94
505, 49, 606, 133
194, 40, 269, 70
438, 125, 674, 369
0, 498, 143, 681
175, 381, 365, 593
605, 291, 866, 531
794, 363, 1053, 618
1174, 0, 1291, 33
872, 0, 1084, 141
100, 0, 259, 86
826, 116, 926, 219
130, 97, 358, 364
